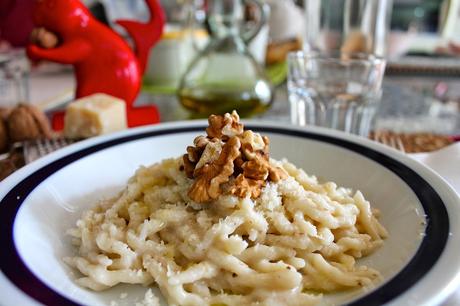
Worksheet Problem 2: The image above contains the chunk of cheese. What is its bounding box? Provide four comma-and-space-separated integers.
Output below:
64, 94, 127, 139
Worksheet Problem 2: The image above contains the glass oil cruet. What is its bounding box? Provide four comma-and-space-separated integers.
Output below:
178, 0, 273, 117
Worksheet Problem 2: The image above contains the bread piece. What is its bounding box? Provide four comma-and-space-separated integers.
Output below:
341, 31, 370, 54
64, 93, 127, 139
266, 37, 302, 65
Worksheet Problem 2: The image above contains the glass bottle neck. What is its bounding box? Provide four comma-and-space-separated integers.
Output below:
207, 0, 245, 38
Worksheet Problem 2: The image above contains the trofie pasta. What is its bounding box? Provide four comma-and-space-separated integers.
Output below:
65, 112, 388, 306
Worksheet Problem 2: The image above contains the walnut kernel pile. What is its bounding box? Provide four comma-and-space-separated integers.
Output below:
182, 111, 287, 203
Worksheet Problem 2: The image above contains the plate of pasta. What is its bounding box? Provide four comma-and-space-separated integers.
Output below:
0, 112, 459, 306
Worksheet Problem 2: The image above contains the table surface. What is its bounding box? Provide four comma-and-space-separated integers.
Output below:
26, 68, 460, 306
28, 68, 460, 137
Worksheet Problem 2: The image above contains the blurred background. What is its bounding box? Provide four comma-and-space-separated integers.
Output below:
0, 0, 459, 166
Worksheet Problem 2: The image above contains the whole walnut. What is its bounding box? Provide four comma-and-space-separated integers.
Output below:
7, 104, 52, 142
0, 107, 12, 121
0, 159, 16, 181
0, 119, 8, 153
30, 27, 59, 49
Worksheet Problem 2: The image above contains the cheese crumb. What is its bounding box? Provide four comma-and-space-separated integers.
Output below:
135, 289, 160, 306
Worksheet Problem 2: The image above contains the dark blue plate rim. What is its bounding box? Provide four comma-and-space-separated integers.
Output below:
0, 125, 449, 306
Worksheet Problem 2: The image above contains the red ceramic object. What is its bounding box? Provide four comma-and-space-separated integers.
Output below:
0, 0, 35, 47
27, 0, 165, 127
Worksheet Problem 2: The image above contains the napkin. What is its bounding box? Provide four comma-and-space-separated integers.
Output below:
410, 142, 460, 194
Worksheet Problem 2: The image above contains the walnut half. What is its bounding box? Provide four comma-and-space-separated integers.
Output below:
206, 111, 243, 140
230, 174, 265, 199
188, 136, 241, 203
183, 136, 213, 178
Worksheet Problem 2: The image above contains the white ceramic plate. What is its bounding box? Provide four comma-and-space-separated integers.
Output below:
0, 121, 459, 306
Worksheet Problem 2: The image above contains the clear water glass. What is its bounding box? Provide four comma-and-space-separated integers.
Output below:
304, 0, 392, 57
0, 51, 30, 107
288, 51, 386, 136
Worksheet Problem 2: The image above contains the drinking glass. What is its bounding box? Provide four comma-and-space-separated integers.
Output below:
288, 51, 386, 136
0, 51, 30, 108
304, 0, 392, 57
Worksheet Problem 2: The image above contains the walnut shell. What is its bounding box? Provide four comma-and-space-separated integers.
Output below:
7, 104, 52, 142
0, 159, 16, 181
0, 119, 8, 153
0, 107, 12, 121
